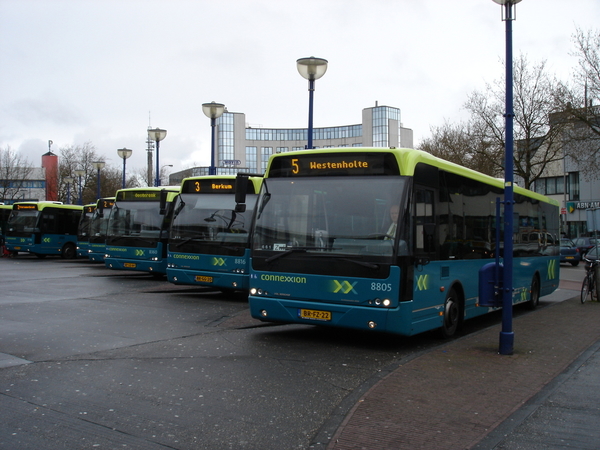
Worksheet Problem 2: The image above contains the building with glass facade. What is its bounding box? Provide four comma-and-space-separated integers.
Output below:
170, 103, 413, 184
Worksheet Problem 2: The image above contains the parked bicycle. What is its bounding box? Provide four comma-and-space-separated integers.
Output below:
581, 256, 599, 303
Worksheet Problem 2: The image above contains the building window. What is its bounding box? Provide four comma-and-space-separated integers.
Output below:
534, 172, 579, 200
246, 147, 257, 172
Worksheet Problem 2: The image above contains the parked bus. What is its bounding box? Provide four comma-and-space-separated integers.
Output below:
105, 186, 180, 277
1, 204, 12, 252
167, 175, 262, 292
87, 197, 115, 262
5, 201, 83, 259
77, 203, 96, 258
237, 148, 560, 337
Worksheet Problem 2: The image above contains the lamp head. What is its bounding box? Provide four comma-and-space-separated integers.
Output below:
117, 148, 133, 160
202, 102, 226, 120
297, 56, 328, 81
148, 128, 167, 142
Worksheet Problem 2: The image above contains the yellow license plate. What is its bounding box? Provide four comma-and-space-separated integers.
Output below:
195, 275, 213, 283
299, 308, 332, 321
14, 246, 21, 250
124, 263, 137, 268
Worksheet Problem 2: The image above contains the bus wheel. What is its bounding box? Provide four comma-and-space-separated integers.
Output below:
61, 243, 76, 259
441, 289, 462, 338
527, 275, 541, 310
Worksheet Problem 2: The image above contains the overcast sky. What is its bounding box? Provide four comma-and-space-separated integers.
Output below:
1, 0, 599, 176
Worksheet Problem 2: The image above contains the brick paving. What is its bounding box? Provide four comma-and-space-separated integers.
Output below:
327, 295, 600, 450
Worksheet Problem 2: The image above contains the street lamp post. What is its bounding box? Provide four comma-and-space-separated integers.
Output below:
297, 56, 328, 150
74, 169, 85, 205
202, 102, 225, 176
493, 0, 521, 356
117, 148, 133, 189
148, 128, 167, 187
64, 176, 74, 204
92, 161, 105, 201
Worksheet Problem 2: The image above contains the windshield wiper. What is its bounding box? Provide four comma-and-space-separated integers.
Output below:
337, 257, 379, 270
265, 247, 307, 263
173, 200, 186, 219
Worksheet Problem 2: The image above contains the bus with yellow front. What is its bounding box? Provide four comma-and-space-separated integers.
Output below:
238, 148, 560, 337
167, 175, 262, 292
104, 187, 180, 277
5, 201, 83, 259
76, 203, 96, 258
87, 197, 115, 262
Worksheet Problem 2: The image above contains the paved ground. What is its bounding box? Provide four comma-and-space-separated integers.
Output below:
319, 281, 600, 450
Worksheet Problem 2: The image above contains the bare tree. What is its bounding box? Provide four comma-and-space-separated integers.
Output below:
0, 146, 35, 202
57, 142, 122, 204
464, 55, 567, 190
554, 28, 600, 178
417, 121, 500, 177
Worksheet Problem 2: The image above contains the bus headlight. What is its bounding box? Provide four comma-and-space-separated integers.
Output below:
250, 288, 257, 295
382, 299, 391, 307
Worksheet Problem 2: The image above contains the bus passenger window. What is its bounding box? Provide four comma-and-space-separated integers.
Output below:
415, 188, 435, 254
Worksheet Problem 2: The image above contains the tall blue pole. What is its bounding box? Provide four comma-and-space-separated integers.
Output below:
122, 157, 127, 189
78, 175, 83, 205
210, 117, 216, 175
96, 167, 102, 201
155, 140, 161, 187
500, 1, 516, 355
307, 79, 315, 150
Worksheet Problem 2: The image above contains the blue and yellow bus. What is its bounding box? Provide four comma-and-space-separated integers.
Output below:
5, 201, 83, 259
77, 203, 96, 258
87, 197, 115, 262
0, 204, 12, 252
105, 187, 180, 277
238, 148, 560, 337
167, 175, 262, 293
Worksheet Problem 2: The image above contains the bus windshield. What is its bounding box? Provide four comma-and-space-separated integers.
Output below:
89, 209, 111, 237
108, 201, 165, 239
170, 193, 257, 245
252, 176, 408, 259
7, 210, 39, 234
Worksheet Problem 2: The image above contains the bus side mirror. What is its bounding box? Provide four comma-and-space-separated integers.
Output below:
159, 190, 168, 215
235, 173, 249, 212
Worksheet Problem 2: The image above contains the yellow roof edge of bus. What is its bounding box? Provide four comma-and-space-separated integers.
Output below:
396, 147, 559, 206
267, 147, 557, 207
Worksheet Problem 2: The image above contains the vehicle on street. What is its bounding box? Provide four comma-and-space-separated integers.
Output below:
77, 203, 96, 258
572, 236, 598, 256
238, 147, 560, 338
167, 175, 262, 293
560, 238, 580, 266
105, 186, 180, 277
88, 197, 115, 262
5, 201, 83, 258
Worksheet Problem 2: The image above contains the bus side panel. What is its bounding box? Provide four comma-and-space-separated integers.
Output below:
168, 249, 251, 290
248, 266, 409, 333
105, 242, 166, 274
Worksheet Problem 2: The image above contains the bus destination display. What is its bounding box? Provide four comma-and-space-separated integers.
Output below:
268, 152, 400, 177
